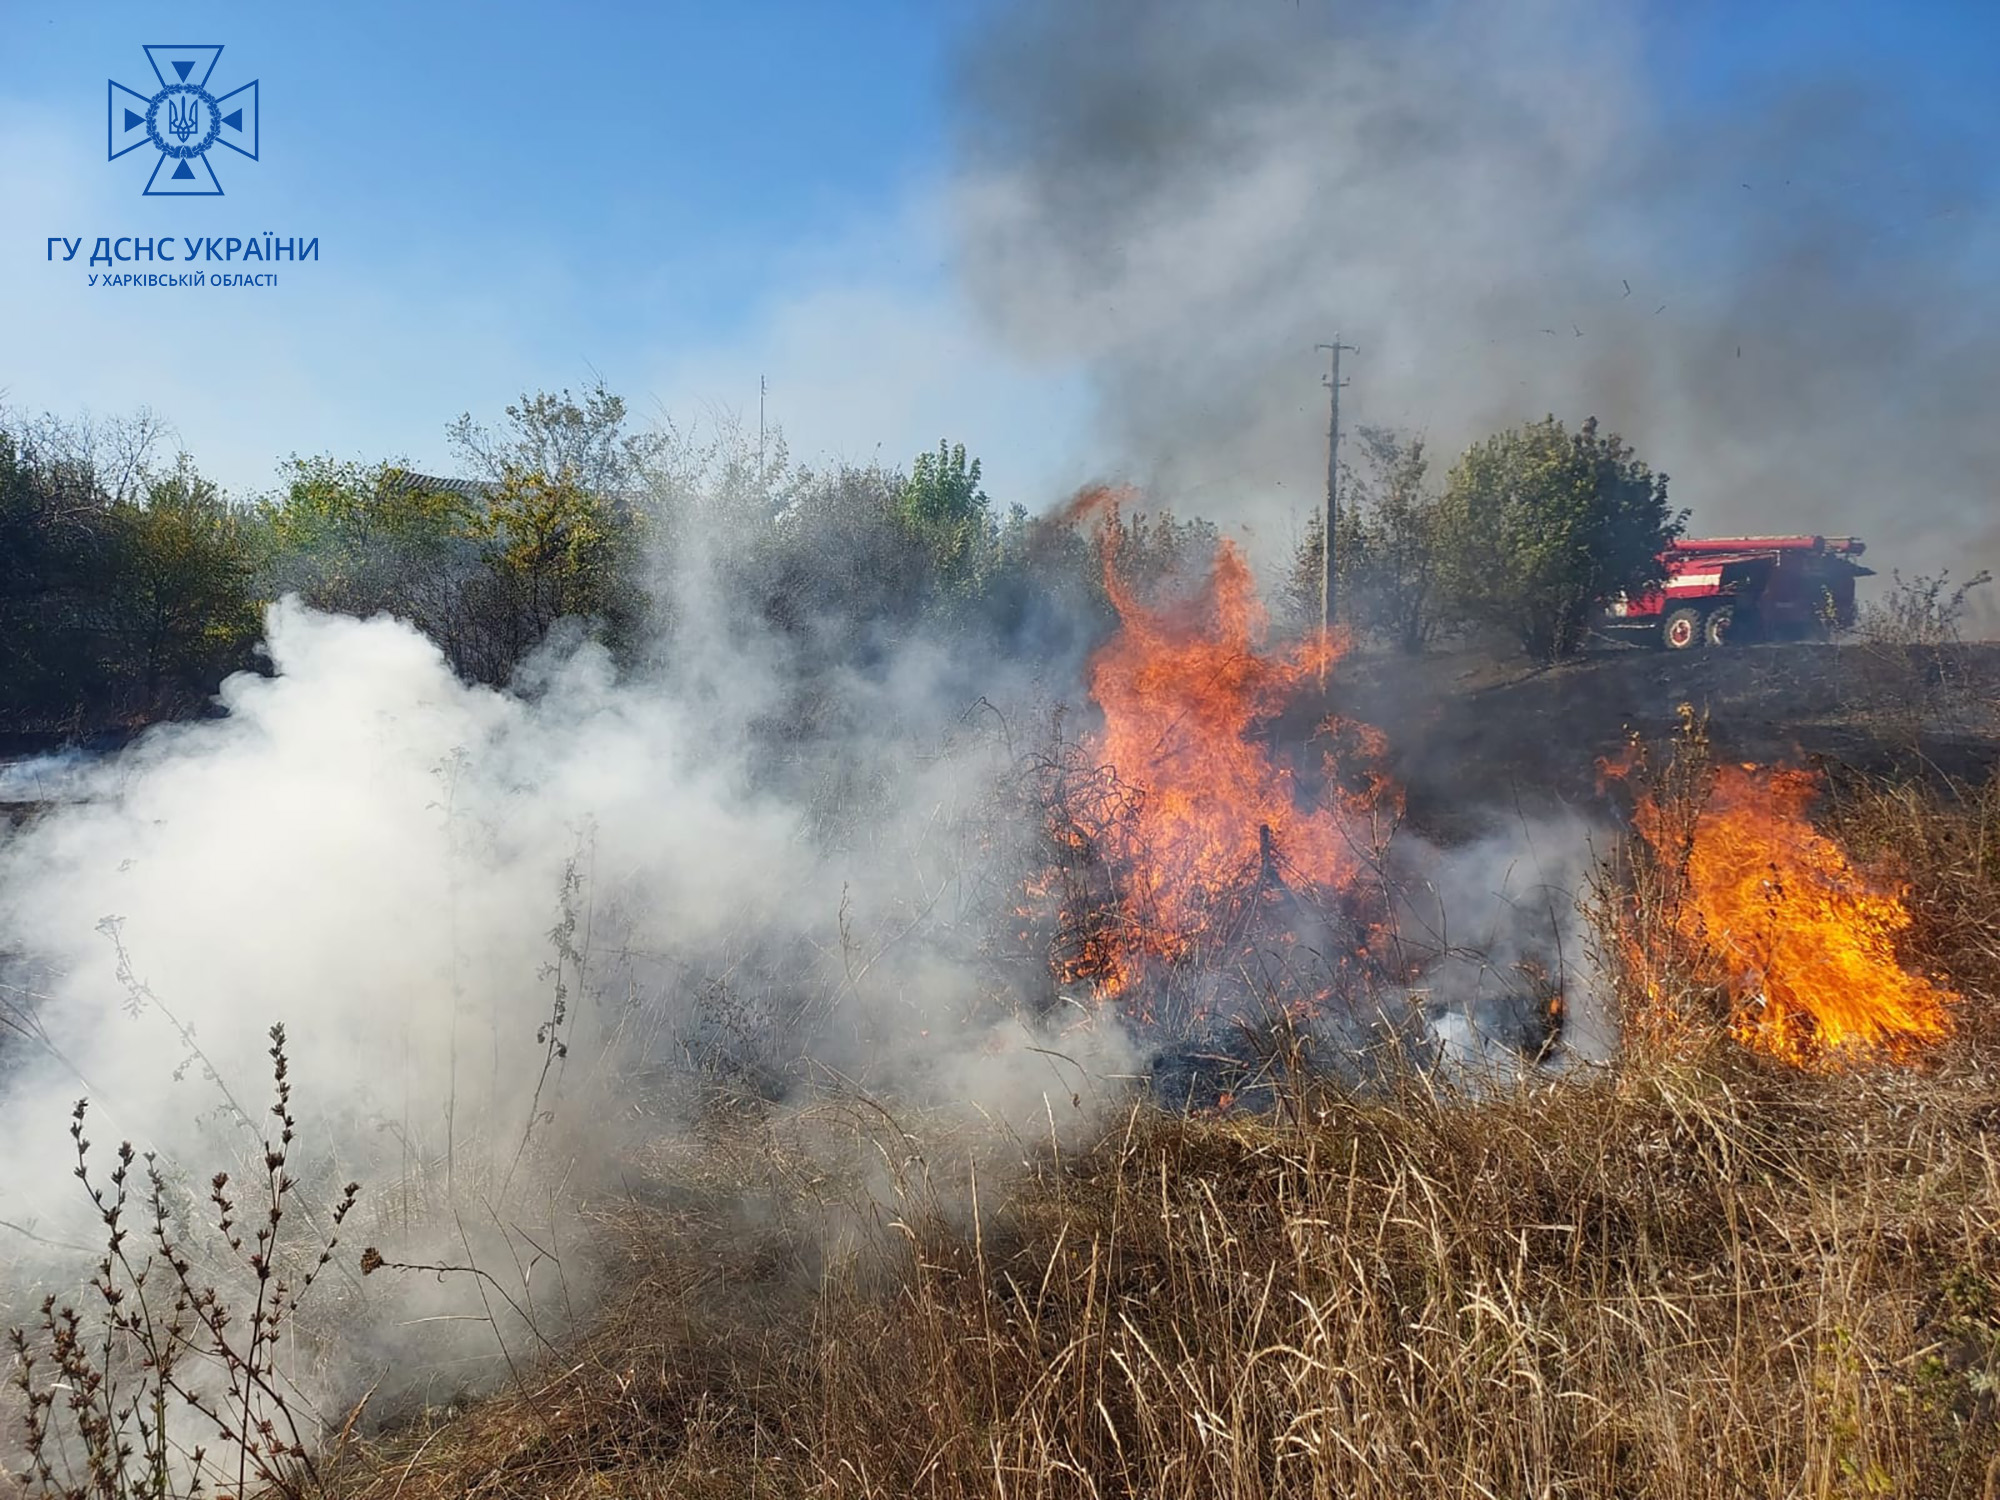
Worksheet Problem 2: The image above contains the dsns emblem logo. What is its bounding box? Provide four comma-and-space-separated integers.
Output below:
108, 46, 259, 196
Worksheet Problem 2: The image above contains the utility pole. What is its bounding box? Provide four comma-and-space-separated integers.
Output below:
1315, 338, 1355, 680
758, 374, 767, 475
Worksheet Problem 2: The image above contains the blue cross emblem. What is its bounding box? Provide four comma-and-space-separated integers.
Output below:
108, 46, 260, 197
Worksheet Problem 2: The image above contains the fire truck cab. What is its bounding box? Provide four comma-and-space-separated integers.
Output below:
1597, 536, 1873, 651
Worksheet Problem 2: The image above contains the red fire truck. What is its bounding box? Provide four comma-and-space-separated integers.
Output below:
1597, 536, 1873, 650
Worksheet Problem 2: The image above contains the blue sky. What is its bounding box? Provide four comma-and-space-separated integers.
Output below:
0, 0, 1092, 503
1, 0, 1994, 519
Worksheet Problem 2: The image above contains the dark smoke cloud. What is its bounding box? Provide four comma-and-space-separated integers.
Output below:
951, 0, 1999, 608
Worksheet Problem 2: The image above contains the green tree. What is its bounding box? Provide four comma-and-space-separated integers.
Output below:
898, 439, 994, 594
1436, 415, 1683, 661
460, 467, 645, 673
261, 458, 479, 604
446, 379, 666, 502
104, 457, 264, 710
0, 417, 265, 729
1090, 505, 1220, 609
260, 454, 647, 685
443, 384, 660, 673
259, 457, 489, 676
0, 427, 117, 728
1284, 509, 1330, 640
1346, 429, 1445, 654
1285, 428, 1445, 653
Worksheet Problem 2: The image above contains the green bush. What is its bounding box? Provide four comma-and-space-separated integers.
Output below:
1436, 415, 1683, 661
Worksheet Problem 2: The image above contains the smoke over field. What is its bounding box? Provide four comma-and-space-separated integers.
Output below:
952, 0, 2000, 604
0, 591, 1143, 1220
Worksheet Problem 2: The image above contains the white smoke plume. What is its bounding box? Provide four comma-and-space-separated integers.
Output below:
0, 593, 1137, 1397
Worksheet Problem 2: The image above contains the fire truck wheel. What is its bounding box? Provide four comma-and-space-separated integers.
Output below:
1661, 607, 1703, 651
1703, 605, 1736, 648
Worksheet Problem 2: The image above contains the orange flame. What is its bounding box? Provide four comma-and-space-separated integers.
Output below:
1037, 509, 1391, 1005
1632, 762, 1955, 1069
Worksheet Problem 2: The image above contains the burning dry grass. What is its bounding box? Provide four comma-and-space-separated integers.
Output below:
319, 1049, 2000, 1500
1825, 767, 2000, 1051
1598, 696, 2000, 1070
1605, 711, 1963, 1072
12, 750, 2000, 1498
309, 729, 2000, 1500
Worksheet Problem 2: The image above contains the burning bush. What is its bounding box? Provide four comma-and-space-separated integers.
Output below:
1016, 498, 1590, 1089
1015, 499, 1403, 1039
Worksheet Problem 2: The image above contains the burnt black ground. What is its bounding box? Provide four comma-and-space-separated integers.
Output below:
1308, 639, 2000, 842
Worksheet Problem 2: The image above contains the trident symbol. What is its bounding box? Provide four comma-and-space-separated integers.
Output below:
167, 95, 200, 144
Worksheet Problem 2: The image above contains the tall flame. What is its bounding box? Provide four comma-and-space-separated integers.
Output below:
1038, 511, 1390, 1004
1631, 762, 1955, 1069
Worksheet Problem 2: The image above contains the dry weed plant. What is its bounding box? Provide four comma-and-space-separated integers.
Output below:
1, 836, 640, 1498
1845, 569, 1997, 753
8, 1027, 359, 1499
